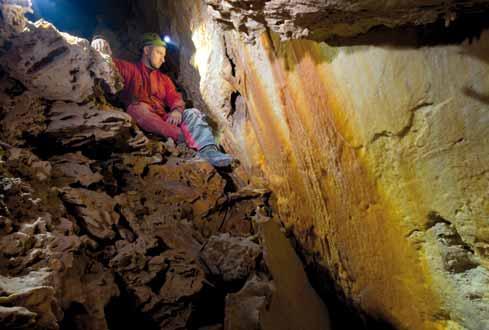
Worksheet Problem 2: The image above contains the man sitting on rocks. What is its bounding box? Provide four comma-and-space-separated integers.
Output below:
91, 33, 234, 167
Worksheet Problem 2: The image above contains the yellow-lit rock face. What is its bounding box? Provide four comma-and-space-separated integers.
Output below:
164, 1, 489, 328
224, 32, 489, 329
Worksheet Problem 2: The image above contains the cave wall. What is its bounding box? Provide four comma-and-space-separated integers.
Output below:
116, 1, 489, 329
141, 1, 489, 329
205, 0, 489, 41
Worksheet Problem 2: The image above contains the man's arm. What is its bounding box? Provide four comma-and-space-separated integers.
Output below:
91, 37, 132, 86
163, 75, 186, 126
164, 76, 185, 112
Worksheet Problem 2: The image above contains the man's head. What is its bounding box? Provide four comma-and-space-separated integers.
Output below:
141, 33, 167, 70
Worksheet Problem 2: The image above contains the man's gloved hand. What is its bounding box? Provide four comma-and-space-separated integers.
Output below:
91, 38, 112, 56
167, 110, 182, 126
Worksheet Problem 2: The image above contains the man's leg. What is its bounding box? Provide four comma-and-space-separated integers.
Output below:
180, 108, 234, 167
180, 108, 216, 150
127, 103, 181, 141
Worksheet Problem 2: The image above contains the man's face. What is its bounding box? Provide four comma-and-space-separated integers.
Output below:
144, 45, 166, 69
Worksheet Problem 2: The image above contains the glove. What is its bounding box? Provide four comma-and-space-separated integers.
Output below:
91, 38, 112, 56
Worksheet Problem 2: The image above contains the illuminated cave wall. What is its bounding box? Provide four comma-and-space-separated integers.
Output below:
97, 1, 489, 328
10, 0, 486, 328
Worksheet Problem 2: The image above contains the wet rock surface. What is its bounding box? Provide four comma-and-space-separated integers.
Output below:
0, 5, 330, 330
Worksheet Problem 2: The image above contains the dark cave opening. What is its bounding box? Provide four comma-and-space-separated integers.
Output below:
60, 302, 90, 330
326, 10, 489, 47
105, 274, 160, 330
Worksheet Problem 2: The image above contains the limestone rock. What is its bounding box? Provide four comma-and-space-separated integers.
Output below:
44, 102, 135, 149
200, 233, 262, 282
7, 148, 51, 182
206, 0, 489, 41
0, 270, 60, 330
0, 231, 34, 256
109, 238, 205, 329
0, 83, 46, 146
49, 152, 103, 187
0, 0, 32, 46
0, 18, 122, 102
199, 187, 270, 237
224, 275, 273, 330
115, 157, 226, 224
59, 188, 119, 240
0, 306, 37, 330
57, 256, 119, 330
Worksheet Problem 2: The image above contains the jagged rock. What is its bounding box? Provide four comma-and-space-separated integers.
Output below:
0, 82, 46, 146
115, 157, 226, 224
58, 256, 119, 330
0, 17, 122, 102
159, 250, 205, 302
110, 238, 205, 329
0, 216, 14, 234
7, 148, 51, 181
150, 250, 205, 329
224, 274, 273, 330
0, 148, 119, 330
0, 174, 44, 226
118, 152, 166, 176
200, 233, 261, 282
0, 231, 33, 256
206, 0, 489, 41
0, 306, 37, 330
49, 152, 103, 187
0, 270, 60, 330
199, 187, 270, 237
0, 0, 32, 46
44, 102, 136, 149
429, 222, 478, 273
59, 188, 119, 240
115, 193, 204, 255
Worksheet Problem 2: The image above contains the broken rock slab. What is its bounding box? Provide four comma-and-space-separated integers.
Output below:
59, 187, 119, 240
0, 18, 122, 102
0, 305, 37, 330
0, 81, 46, 146
115, 156, 226, 224
224, 274, 273, 330
206, 0, 489, 41
6, 147, 52, 182
200, 233, 262, 282
0, 269, 60, 330
109, 239, 206, 329
0, 0, 32, 47
44, 102, 138, 150
199, 187, 270, 238
49, 152, 103, 187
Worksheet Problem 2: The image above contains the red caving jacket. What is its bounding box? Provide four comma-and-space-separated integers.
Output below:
113, 59, 185, 116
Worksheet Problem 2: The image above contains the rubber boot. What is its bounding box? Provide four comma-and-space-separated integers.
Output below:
198, 144, 233, 167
